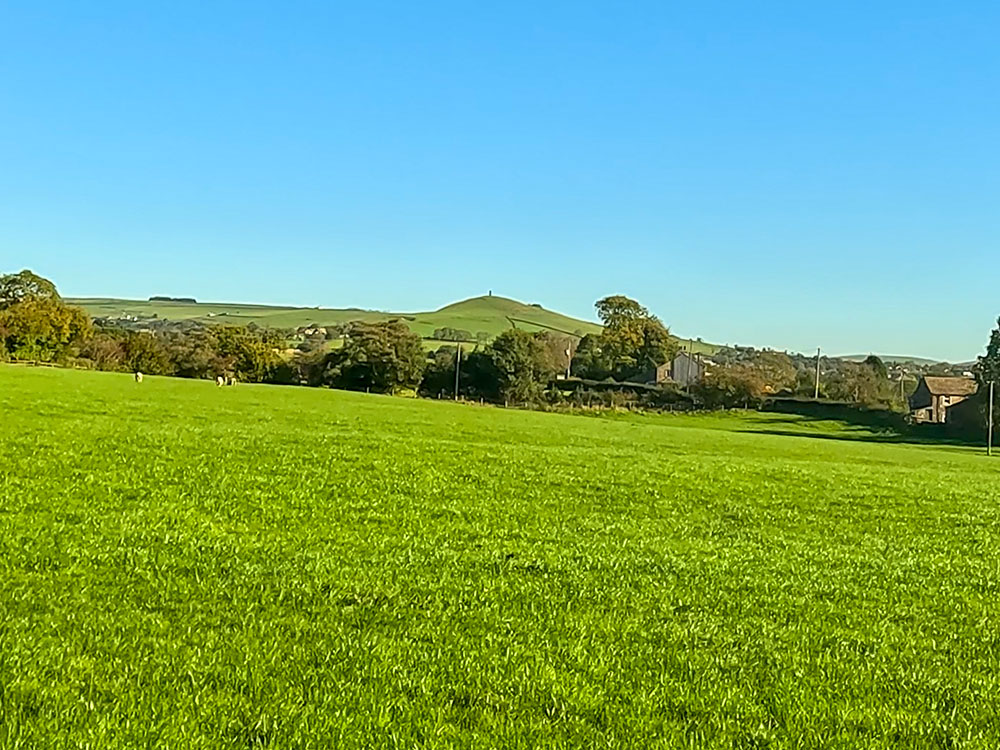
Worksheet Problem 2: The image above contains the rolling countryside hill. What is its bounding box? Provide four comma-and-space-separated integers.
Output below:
68, 295, 965, 362
69, 294, 719, 352
69, 294, 603, 340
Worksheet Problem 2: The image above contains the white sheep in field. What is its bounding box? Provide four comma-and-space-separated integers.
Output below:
216, 375, 225, 387
134, 371, 143, 383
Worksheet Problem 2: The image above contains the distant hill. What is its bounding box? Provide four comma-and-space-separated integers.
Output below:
68, 294, 719, 352
69, 294, 605, 340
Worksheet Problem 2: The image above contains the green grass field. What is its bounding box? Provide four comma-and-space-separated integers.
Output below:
2, 366, 999, 748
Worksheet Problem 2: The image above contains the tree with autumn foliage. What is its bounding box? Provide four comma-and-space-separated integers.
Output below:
695, 350, 797, 408
572, 295, 677, 382
0, 271, 92, 362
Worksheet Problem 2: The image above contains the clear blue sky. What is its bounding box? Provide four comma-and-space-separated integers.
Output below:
2, 1, 998, 361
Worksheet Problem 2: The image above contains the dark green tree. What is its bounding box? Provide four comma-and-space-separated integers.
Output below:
214, 326, 285, 382
488, 329, 556, 403
969, 318, 1000, 434
166, 329, 226, 379
0, 269, 61, 309
979, 319, 1000, 386
123, 332, 172, 374
594, 295, 649, 329
863, 354, 888, 380
420, 346, 461, 397
320, 321, 425, 393
432, 327, 474, 342
570, 333, 610, 380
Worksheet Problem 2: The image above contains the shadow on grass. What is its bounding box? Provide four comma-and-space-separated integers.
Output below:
739, 406, 985, 448
738, 426, 981, 448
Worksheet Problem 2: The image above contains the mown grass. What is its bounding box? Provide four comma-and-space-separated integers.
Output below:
1, 366, 999, 748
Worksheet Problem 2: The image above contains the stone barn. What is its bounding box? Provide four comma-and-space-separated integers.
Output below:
909, 376, 978, 424
643, 352, 707, 387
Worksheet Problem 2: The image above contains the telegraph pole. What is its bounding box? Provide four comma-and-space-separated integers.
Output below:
687, 338, 695, 394
453, 343, 462, 401
814, 347, 821, 399
989, 380, 995, 456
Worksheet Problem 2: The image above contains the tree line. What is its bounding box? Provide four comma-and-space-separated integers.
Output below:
0, 268, 930, 413
0, 270, 685, 404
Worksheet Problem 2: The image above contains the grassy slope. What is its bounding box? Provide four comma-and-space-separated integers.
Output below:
68, 294, 719, 352
69, 295, 605, 339
3, 366, 998, 747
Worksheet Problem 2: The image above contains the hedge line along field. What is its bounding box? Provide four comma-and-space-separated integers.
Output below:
2, 366, 1000, 748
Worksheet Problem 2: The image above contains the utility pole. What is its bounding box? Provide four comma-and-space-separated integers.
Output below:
814, 347, 821, 399
565, 347, 572, 380
453, 343, 462, 401
989, 381, 995, 456
687, 338, 695, 394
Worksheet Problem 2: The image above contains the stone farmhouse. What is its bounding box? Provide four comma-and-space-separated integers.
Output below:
909, 376, 978, 424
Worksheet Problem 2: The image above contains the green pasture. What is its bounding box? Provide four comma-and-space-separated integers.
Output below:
67, 294, 719, 354
68, 295, 606, 340
1, 366, 998, 747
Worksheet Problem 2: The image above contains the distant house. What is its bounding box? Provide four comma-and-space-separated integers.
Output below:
644, 352, 707, 387
670, 351, 706, 387
909, 376, 978, 423
643, 362, 671, 385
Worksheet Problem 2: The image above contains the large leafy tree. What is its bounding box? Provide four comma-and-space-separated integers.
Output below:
594, 295, 649, 329
487, 328, 556, 403
0, 297, 91, 359
122, 331, 172, 374
214, 326, 286, 382
160, 328, 225, 379
825, 356, 897, 407
320, 320, 425, 393
571, 333, 611, 380
0, 269, 61, 309
752, 351, 797, 393
971, 318, 1000, 432
826, 362, 881, 406
575, 295, 678, 381
0, 271, 91, 361
695, 362, 769, 408
419, 346, 462, 398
